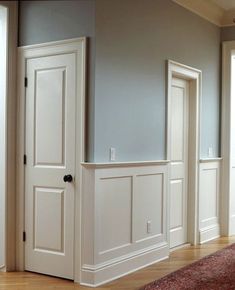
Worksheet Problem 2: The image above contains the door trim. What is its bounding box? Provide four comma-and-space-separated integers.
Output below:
221, 41, 235, 236
0, 1, 18, 271
167, 60, 202, 245
16, 38, 86, 282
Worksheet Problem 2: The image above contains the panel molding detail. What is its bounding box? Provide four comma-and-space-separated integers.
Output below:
199, 160, 221, 244
33, 187, 65, 253
81, 163, 169, 286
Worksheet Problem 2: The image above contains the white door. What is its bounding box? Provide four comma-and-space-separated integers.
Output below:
169, 77, 189, 249
25, 53, 76, 279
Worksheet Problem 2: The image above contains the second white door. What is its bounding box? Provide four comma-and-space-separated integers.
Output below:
169, 77, 189, 249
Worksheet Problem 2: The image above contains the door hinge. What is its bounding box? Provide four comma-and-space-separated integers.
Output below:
24, 77, 28, 88
24, 154, 27, 165
23, 231, 26, 242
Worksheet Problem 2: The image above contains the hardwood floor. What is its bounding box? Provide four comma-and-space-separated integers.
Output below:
0, 236, 234, 290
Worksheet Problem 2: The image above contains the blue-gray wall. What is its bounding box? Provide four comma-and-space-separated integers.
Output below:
19, 0, 96, 161
19, 0, 221, 162
94, 0, 220, 162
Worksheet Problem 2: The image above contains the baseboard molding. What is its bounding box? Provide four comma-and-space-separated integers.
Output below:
199, 224, 220, 244
80, 243, 169, 287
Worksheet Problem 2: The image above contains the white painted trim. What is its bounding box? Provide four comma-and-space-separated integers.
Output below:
16, 38, 86, 282
167, 60, 202, 246
199, 160, 221, 243
199, 158, 222, 163
81, 160, 170, 168
81, 162, 169, 286
199, 224, 220, 244
0, 1, 18, 271
221, 40, 235, 236
0, 4, 7, 272
81, 243, 168, 287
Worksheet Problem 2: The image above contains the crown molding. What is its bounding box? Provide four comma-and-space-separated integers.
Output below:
173, 0, 235, 27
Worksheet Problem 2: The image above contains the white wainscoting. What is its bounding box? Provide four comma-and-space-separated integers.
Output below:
199, 159, 221, 244
81, 161, 169, 287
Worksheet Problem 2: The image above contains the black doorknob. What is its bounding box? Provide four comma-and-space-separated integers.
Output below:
63, 174, 73, 183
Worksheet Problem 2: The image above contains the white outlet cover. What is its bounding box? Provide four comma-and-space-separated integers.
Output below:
208, 147, 213, 157
110, 147, 116, 161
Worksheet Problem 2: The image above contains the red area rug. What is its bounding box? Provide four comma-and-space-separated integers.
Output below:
141, 243, 235, 290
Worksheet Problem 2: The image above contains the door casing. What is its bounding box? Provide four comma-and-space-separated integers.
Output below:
221, 41, 235, 236
0, 1, 18, 272
167, 60, 202, 246
16, 38, 86, 282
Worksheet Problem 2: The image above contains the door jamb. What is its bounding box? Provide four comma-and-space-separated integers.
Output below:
167, 60, 202, 246
0, 1, 18, 271
221, 41, 235, 236
16, 38, 86, 282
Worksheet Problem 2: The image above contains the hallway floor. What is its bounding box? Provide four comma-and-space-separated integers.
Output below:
0, 236, 234, 290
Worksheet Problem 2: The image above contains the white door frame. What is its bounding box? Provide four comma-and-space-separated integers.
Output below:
16, 38, 86, 282
221, 41, 235, 236
0, 1, 18, 271
167, 60, 202, 245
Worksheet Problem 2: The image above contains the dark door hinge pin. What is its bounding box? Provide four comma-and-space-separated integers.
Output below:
23, 231, 26, 242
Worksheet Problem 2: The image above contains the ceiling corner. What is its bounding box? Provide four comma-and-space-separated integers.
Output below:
172, 0, 224, 27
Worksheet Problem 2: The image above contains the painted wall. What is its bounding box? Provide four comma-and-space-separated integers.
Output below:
19, 0, 221, 162
19, 0, 96, 161
94, 0, 221, 162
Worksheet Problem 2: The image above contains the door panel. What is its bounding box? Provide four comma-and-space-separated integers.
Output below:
35, 68, 66, 166
34, 187, 65, 253
170, 180, 183, 229
25, 53, 76, 279
170, 78, 189, 249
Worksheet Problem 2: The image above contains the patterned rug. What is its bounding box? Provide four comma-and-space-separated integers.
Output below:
141, 243, 235, 290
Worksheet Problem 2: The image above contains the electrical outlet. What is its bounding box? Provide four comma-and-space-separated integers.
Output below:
208, 146, 213, 158
110, 147, 116, 161
147, 220, 152, 234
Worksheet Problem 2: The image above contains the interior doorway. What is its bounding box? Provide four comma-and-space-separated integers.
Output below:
167, 60, 202, 248
17, 38, 86, 282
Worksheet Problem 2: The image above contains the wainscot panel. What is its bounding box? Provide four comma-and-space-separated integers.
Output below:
199, 159, 221, 244
81, 161, 169, 286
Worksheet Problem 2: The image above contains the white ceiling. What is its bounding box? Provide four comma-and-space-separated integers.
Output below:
211, 0, 235, 11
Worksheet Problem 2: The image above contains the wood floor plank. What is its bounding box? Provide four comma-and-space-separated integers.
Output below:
0, 236, 234, 290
